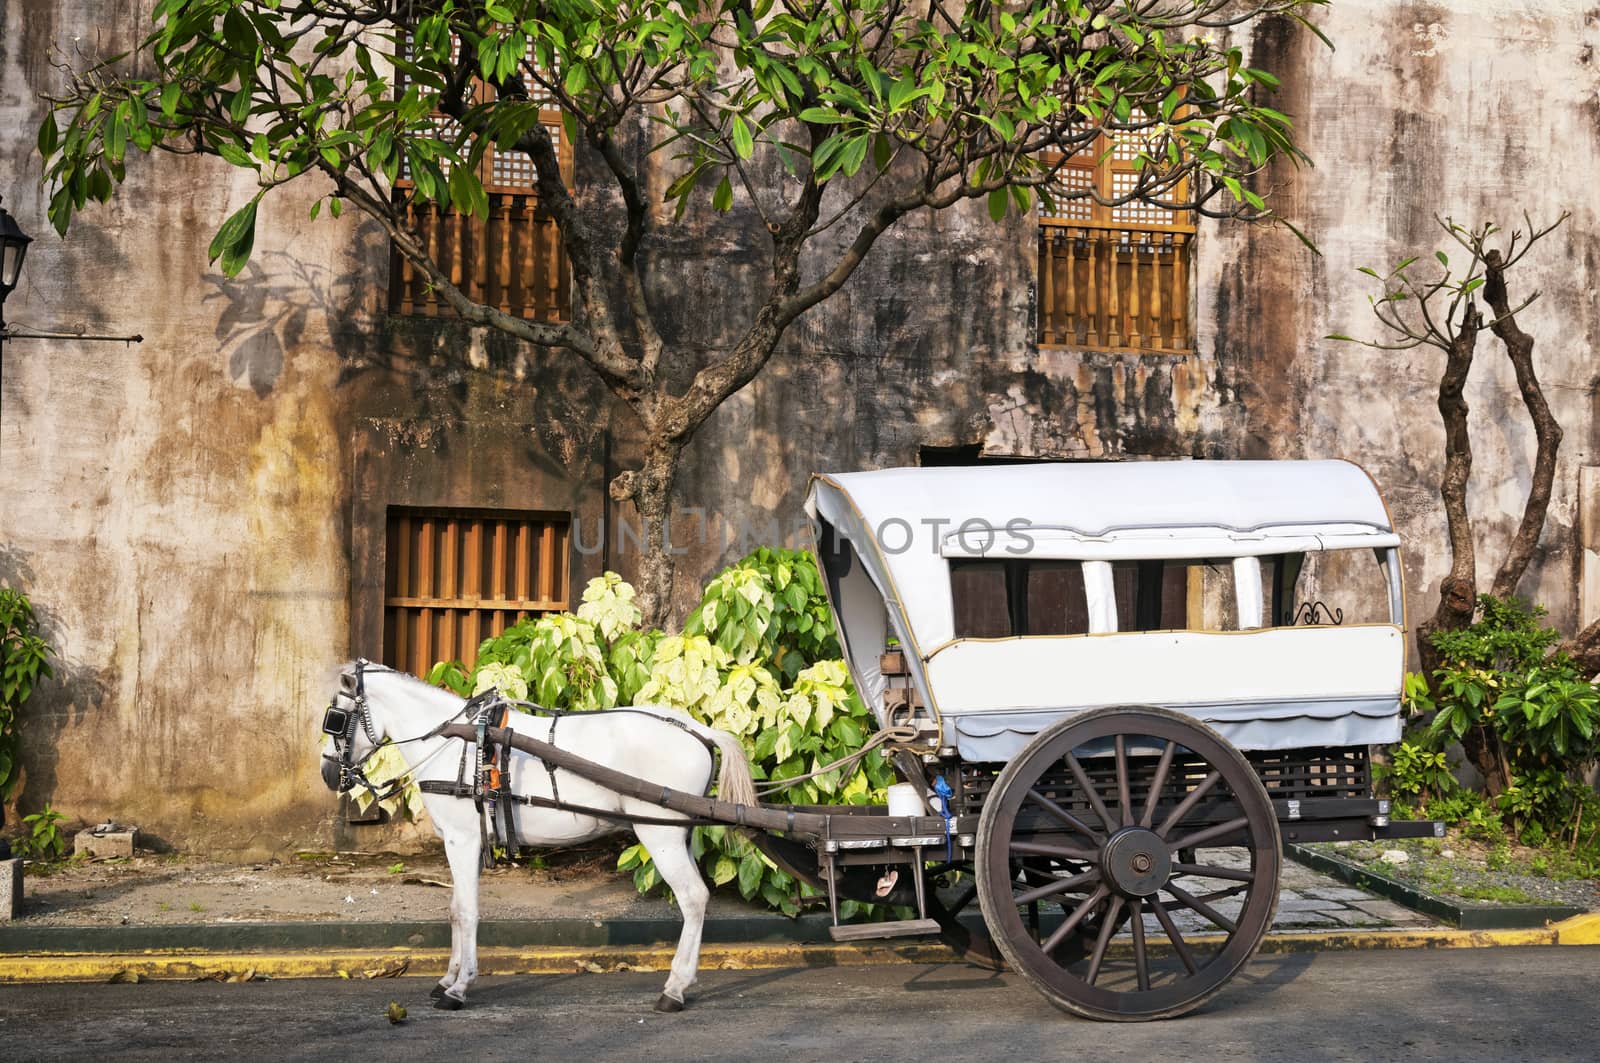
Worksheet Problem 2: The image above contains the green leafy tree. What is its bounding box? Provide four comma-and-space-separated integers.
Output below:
41, 0, 1325, 625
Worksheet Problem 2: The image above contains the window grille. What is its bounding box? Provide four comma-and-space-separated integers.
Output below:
382, 508, 570, 676
1037, 130, 1196, 354
388, 34, 571, 322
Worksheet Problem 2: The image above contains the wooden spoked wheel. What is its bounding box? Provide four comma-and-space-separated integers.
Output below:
975, 706, 1280, 1021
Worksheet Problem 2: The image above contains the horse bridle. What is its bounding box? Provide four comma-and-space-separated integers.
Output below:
322, 659, 485, 801
321, 658, 404, 798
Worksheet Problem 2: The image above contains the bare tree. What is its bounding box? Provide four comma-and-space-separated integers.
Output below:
1336, 212, 1569, 789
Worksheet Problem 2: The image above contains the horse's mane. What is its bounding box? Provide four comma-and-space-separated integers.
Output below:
339, 661, 461, 703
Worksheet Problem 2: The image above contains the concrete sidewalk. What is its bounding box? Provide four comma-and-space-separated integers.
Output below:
1, 848, 1594, 984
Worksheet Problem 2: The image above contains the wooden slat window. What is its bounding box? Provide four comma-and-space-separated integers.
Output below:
1037, 130, 1196, 354
383, 507, 571, 676
388, 33, 571, 323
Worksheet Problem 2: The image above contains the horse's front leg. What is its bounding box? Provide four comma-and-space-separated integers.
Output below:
434, 831, 484, 1010
634, 824, 709, 1012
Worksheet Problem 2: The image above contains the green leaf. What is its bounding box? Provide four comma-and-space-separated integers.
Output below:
798, 107, 843, 125
987, 187, 1008, 222
730, 114, 753, 159
712, 174, 733, 212
737, 852, 764, 899
38, 112, 59, 157
206, 196, 260, 277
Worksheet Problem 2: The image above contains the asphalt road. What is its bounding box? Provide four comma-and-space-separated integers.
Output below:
1, 947, 1594, 1062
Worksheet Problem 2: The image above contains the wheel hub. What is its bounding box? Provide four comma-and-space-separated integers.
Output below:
1101, 827, 1172, 898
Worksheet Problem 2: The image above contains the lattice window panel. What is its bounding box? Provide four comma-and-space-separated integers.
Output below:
393, 31, 569, 195
388, 29, 573, 323
1109, 169, 1181, 228
1035, 130, 1194, 235
1040, 163, 1096, 223
383, 508, 571, 676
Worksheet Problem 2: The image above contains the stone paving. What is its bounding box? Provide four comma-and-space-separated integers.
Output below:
1143, 847, 1434, 938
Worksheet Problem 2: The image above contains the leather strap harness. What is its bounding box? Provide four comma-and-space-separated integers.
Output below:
417, 691, 725, 868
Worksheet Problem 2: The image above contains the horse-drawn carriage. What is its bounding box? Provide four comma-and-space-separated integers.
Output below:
323, 459, 1435, 1020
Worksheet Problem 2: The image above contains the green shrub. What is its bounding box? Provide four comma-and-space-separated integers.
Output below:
1, 587, 53, 802
1410, 595, 1600, 846
1376, 738, 1457, 806
18, 805, 68, 860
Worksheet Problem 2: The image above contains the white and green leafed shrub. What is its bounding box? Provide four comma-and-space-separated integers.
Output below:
418, 551, 890, 914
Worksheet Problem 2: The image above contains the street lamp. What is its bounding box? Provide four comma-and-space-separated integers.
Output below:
0, 195, 30, 312
0, 194, 33, 416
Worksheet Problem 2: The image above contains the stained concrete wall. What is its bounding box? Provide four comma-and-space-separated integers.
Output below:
1, 0, 1596, 853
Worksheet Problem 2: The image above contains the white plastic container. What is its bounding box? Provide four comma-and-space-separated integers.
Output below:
886, 782, 925, 818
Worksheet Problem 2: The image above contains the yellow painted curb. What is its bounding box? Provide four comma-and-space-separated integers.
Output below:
1, 917, 1594, 985
1552, 912, 1600, 945
0, 941, 959, 985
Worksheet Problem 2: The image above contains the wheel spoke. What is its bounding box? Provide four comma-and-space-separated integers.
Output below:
1156, 769, 1222, 837
1011, 839, 1098, 862
1065, 752, 1116, 831
1168, 815, 1252, 852
1013, 868, 1100, 906
1192, 883, 1250, 905
1164, 881, 1238, 934
1084, 896, 1125, 986
1025, 788, 1105, 843
1171, 861, 1255, 883
1041, 884, 1108, 954
1113, 735, 1132, 828
1140, 739, 1176, 828
1149, 897, 1199, 975
1129, 899, 1150, 991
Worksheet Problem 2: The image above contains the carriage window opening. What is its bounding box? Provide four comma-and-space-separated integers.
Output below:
950, 561, 1013, 638
1267, 549, 1394, 627
1110, 560, 1214, 631
384, 507, 571, 676
951, 560, 1091, 637
1026, 562, 1091, 636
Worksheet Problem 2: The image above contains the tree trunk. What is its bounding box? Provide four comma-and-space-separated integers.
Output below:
1417, 324, 1482, 673
613, 441, 687, 629
1416, 313, 1510, 793
1484, 248, 1563, 602
1556, 617, 1600, 677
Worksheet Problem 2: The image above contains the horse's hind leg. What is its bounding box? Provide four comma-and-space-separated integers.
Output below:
634, 824, 709, 1012
435, 832, 484, 1010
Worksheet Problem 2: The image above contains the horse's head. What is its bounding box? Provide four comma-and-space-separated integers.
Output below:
319, 660, 389, 793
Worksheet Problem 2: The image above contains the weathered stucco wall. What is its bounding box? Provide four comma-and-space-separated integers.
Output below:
2, 0, 1597, 854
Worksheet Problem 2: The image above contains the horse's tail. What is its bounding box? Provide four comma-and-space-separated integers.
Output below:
691, 723, 759, 808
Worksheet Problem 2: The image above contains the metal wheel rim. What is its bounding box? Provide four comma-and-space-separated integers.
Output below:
976, 706, 1281, 1021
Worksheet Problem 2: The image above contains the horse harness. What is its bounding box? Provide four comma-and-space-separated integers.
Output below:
324, 659, 726, 871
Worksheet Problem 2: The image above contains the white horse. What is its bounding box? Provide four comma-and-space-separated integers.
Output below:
318, 661, 757, 1011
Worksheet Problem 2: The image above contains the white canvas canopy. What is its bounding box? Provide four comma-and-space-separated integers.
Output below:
805, 460, 1406, 759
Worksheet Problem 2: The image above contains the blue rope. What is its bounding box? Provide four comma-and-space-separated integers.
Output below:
932, 776, 955, 862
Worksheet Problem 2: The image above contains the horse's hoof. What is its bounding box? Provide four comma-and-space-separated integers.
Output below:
429, 983, 448, 1000
654, 994, 685, 1013
433, 993, 465, 1011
